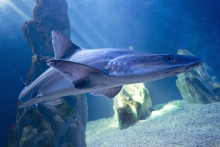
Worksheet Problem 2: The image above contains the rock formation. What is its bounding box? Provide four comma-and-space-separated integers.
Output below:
22, 0, 70, 57
21, 0, 70, 85
176, 49, 220, 104
113, 83, 152, 129
8, 95, 87, 147
7, 0, 88, 147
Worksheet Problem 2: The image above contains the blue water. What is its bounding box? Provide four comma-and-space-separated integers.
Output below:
1, 0, 220, 146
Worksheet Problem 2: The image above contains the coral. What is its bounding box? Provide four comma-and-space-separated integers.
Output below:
113, 83, 152, 129
176, 49, 220, 103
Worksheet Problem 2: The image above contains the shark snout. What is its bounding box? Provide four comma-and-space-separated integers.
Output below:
186, 57, 204, 70
165, 56, 204, 75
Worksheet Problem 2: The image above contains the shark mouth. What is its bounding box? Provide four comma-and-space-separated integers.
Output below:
164, 58, 204, 75
186, 60, 204, 70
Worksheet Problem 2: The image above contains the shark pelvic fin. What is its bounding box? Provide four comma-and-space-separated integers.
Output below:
47, 60, 109, 89
90, 86, 123, 99
43, 98, 63, 105
52, 31, 81, 60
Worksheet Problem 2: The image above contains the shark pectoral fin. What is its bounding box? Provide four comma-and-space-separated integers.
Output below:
43, 98, 63, 105
52, 31, 81, 60
90, 86, 123, 99
47, 60, 109, 89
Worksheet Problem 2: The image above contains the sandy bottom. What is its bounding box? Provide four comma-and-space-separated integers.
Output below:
86, 100, 220, 147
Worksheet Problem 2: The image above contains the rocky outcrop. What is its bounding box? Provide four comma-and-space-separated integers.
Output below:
25, 55, 51, 85
21, 0, 70, 84
113, 83, 152, 129
22, 0, 70, 57
176, 49, 220, 104
8, 95, 88, 147
8, 0, 88, 146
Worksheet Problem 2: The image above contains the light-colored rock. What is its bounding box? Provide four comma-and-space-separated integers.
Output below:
176, 49, 220, 103
113, 83, 152, 129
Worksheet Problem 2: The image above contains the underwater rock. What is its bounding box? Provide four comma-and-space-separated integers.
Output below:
176, 49, 220, 104
22, 0, 70, 85
117, 107, 137, 129
8, 96, 88, 147
7, 124, 17, 147
25, 55, 51, 85
8, 0, 88, 146
51, 115, 66, 137
36, 130, 55, 147
22, 0, 70, 56
20, 126, 38, 147
113, 83, 152, 129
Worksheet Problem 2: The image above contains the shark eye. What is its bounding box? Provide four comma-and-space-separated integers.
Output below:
165, 55, 174, 60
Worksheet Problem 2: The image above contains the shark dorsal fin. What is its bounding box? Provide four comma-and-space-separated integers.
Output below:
52, 31, 81, 60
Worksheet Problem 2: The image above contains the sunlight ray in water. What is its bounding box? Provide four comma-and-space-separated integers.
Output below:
0, 0, 8, 8
67, 1, 111, 48
0, 0, 35, 21
10, 2, 29, 20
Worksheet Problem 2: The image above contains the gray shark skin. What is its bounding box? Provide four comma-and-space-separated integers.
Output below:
18, 31, 204, 108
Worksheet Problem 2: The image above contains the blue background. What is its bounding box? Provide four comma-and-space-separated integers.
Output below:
1, 0, 220, 146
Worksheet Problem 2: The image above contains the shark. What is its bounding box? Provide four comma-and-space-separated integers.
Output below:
18, 31, 204, 108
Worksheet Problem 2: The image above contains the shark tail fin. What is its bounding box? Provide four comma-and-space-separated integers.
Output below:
52, 31, 81, 60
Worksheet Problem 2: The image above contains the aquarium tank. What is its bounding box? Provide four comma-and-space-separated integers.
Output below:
1, 0, 220, 146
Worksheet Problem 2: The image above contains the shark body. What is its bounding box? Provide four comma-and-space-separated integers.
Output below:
18, 31, 204, 108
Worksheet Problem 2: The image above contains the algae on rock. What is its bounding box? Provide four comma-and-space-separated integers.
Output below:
176, 49, 220, 104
